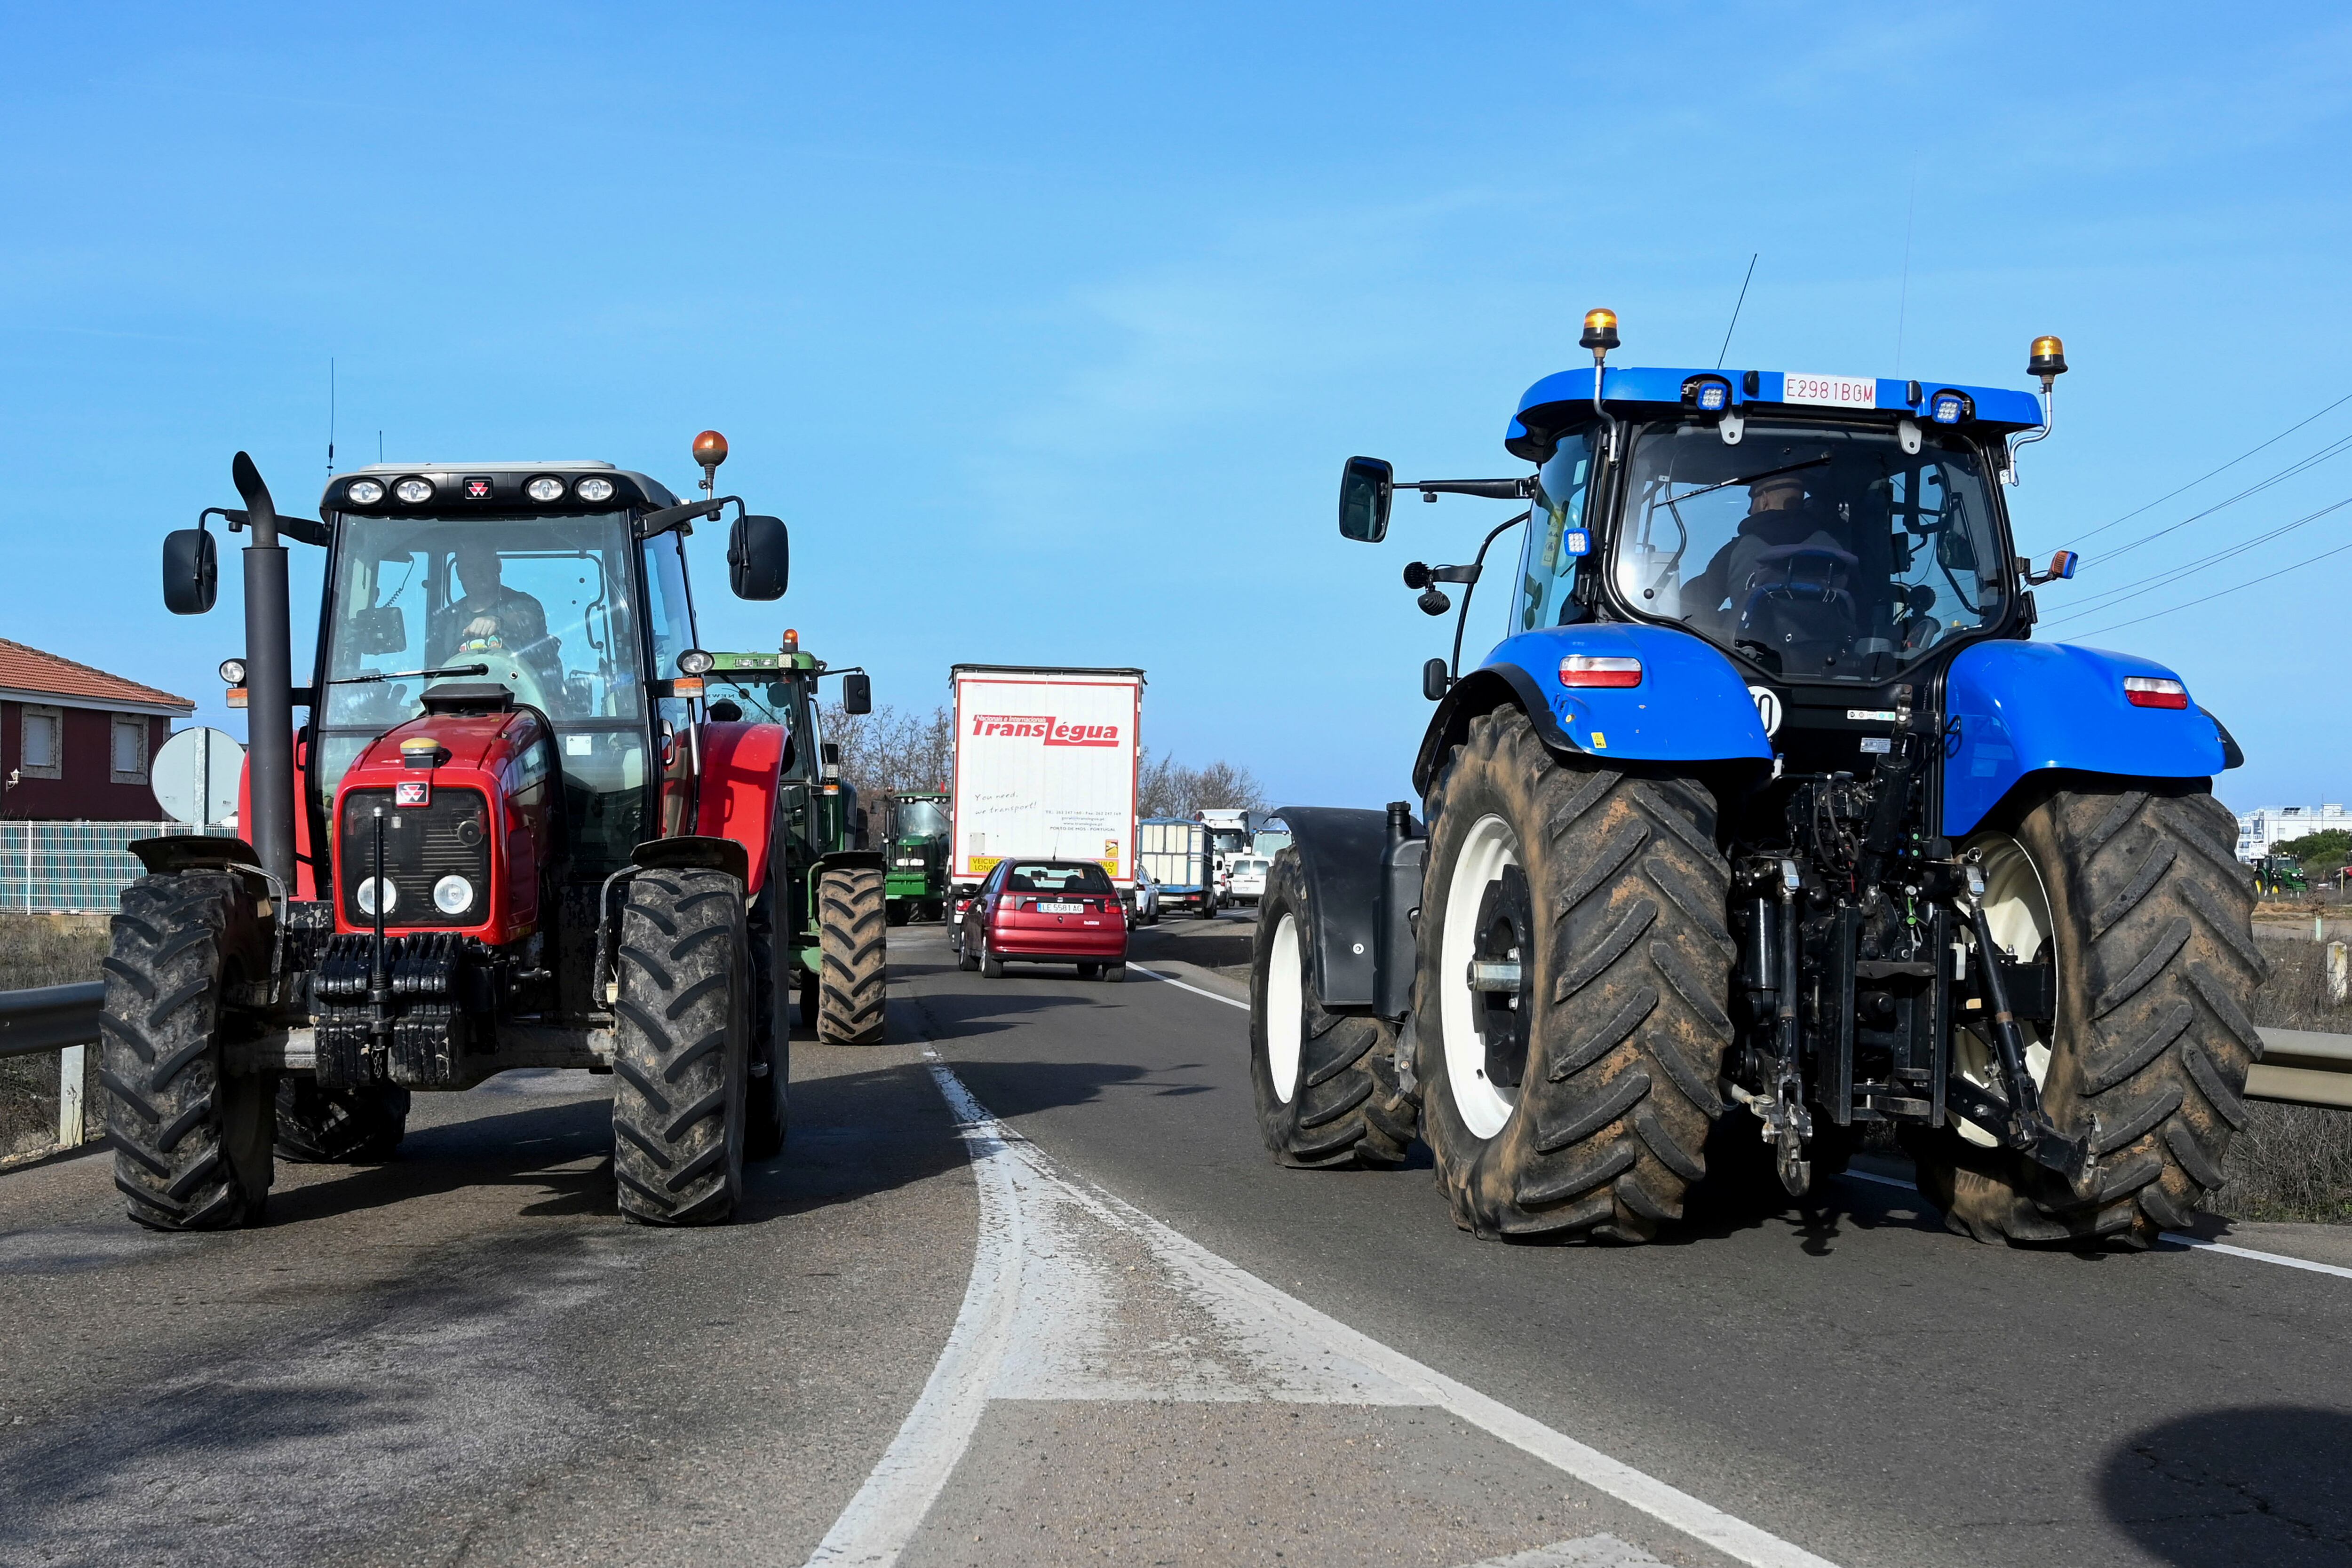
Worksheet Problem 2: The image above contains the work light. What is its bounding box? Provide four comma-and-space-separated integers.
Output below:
525, 475, 565, 503
394, 477, 435, 504
346, 478, 386, 505
575, 475, 616, 503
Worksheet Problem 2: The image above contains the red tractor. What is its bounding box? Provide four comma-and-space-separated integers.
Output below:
105, 435, 882, 1230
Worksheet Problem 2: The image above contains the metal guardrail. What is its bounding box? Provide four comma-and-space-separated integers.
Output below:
0, 981, 103, 1157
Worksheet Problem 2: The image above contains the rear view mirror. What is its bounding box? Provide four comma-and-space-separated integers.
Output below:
1339, 456, 1394, 543
727, 514, 790, 600
350, 604, 406, 653
842, 671, 872, 715
162, 528, 218, 615
1936, 529, 1978, 574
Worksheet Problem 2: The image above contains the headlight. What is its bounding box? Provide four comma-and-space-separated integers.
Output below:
355, 877, 398, 917
677, 648, 714, 675
218, 657, 246, 685
575, 475, 616, 503
1929, 393, 1966, 425
524, 475, 565, 503
432, 874, 476, 915
346, 478, 386, 505
393, 476, 435, 504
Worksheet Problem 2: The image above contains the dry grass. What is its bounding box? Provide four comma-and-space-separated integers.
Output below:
0, 913, 110, 1161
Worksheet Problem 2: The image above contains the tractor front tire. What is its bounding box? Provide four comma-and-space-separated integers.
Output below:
1909, 781, 2264, 1247
102, 871, 276, 1230
817, 865, 887, 1044
275, 1079, 409, 1164
611, 868, 751, 1225
1249, 848, 1416, 1168
745, 891, 788, 1161
1415, 710, 1732, 1241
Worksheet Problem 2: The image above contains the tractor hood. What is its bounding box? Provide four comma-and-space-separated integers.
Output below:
342, 706, 548, 784
1506, 365, 2044, 463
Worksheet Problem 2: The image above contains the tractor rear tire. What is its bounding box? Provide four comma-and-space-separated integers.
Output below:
611, 868, 750, 1225
101, 871, 276, 1231
1249, 849, 1416, 1168
275, 1080, 409, 1164
745, 890, 788, 1161
887, 899, 910, 927
1907, 781, 2264, 1247
1415, 710, 1732, 1241
817, 865, 887, 1045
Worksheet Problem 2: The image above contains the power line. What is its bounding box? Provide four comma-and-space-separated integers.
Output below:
2089, 430, 2352, 567
2045, 491, 2352, 626
2074, 389, 2352, 545
2064, 526, 2352, 640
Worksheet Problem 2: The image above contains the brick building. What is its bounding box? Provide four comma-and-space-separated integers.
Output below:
0, 638, 195, 821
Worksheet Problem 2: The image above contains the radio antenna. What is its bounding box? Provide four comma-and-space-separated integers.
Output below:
1895, 162, 1917, 372
327, 358, 336, 475
1716, 254, 1757, 370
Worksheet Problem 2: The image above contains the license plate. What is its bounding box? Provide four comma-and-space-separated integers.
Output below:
1782, 372, 1877, 409
1038, 901, 1083, 913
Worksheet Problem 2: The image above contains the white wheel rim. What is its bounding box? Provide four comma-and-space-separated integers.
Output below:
1266, 913, 1305, 1104
1442, 814, 1520, 1140
1955, 833, 2056, 1148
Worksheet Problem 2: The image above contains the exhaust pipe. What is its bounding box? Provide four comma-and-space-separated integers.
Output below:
230, 452, 298, 892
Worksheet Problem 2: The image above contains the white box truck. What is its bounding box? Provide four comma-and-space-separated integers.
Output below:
950, 665, 1144, 897
1138, 817, 1218, 918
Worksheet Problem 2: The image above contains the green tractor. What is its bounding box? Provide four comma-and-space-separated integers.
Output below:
883, 792, 951, 925
702, 638, 889, 1044
2255, 854, 2309, 899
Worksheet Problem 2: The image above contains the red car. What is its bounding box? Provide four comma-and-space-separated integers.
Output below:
954, 858, 1128, 982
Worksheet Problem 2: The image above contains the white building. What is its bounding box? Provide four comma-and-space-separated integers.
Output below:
2236, 804, 2352, 862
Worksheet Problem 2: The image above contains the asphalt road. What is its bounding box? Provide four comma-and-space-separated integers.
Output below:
1, 911, 2349, 1568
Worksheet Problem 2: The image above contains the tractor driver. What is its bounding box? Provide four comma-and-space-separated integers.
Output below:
1680, 469, 1850, 638
434, 541, 563, 689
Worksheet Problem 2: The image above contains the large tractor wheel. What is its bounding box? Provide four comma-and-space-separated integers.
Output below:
275, 1080, 409, 1164
886, 899, 910, 927
1249, 849, 1416, 1167
1908, 781, 2263, 1246
612, 867, 751, 1225
817, 865, 887, 1044
744, 889, 788, 1161
1415, 710, 1732, 1241
101, 871, 276, 1230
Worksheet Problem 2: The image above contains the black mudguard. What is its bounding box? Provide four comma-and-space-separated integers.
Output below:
1271, 805, 1424, 1017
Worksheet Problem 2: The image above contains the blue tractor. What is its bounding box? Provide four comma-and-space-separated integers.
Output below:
1250, 316, 2260, 1248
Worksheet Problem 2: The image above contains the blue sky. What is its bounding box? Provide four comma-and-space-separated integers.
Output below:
4, 4, 2348, 813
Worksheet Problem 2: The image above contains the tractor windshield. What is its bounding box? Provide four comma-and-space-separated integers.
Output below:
1612, 420, 2007, 681
317, 512, 687, 874
896, 800, 949, 839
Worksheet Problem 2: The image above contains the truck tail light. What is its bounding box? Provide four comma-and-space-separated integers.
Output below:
1559, 656, 1643, 689
2123, 676, 2188, 709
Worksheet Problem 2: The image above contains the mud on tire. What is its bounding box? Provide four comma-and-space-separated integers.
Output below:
817, 865, 887, 1045
1416, 710, 1733, 1241
1249, 849, 1416, 1167
275, 1079, 409, 1164
1909, 781, 2264, 1247
102, 871, 276, 1230
612, 868, 750, 1225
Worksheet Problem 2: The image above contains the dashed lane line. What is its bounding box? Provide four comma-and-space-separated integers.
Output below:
803, 1045, 1841, 1568
1843, 1168, 2352, 1281
1125, 962, 1248, 1010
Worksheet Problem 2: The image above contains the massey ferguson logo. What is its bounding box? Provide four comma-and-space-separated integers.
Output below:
970, 714, 1121, 747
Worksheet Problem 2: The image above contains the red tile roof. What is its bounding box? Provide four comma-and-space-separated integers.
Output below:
0, 638, 193, 713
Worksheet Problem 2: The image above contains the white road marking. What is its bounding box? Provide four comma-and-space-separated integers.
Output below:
805, 1050, 1841, 1568
1842, 1168, 2352, 1281
1126, 962, 1248, 1010
1458, 1537, 1667, 1568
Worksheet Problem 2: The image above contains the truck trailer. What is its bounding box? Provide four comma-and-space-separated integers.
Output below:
949, 665, 1143, 902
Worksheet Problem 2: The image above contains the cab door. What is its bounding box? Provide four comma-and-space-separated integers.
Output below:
641, 531, 700, 838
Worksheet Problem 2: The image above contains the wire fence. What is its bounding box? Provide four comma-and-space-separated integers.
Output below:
0, 821, 234, 914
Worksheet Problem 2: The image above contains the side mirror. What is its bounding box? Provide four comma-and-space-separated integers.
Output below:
1422, 657, 1450, 701
162, 528, 218, 615
351, 604, 406, 653
842, 671, 872, 714
1339, 456, 1394, 543
727, 514, 790, 600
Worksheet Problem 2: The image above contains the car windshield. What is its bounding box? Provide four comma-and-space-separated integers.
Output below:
317, 512, 682, 875
1006, 863, 1114, 893
1613, 420, 2007, 681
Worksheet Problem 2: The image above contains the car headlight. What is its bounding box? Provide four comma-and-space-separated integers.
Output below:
355, 877, 398, 917
575, 475, 616, 503
432, 874, 476, 916
524, 475, 565, 503
393, 476, 435, 504
346, 478, 386, 505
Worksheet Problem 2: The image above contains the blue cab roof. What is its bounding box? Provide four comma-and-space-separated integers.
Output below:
1506, 365, 2042, 461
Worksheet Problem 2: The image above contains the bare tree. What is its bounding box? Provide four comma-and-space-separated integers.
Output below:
822, 703, 954, 808
1138, 748, 1269, 818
